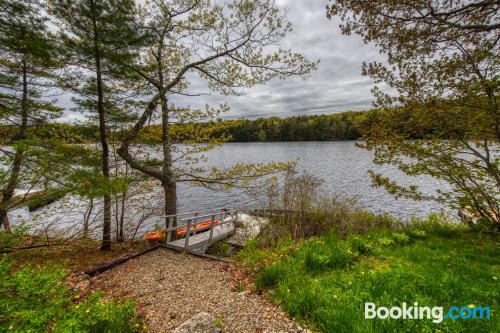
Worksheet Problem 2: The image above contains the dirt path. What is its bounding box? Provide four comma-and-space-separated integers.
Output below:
89, 248, 307, 333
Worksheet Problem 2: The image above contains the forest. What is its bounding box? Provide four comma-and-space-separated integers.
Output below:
1, 107, 457, 144
0, 111, 361, 144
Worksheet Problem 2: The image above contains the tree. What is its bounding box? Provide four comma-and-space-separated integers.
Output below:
116, 0, 317, 224
328, 0, 499, 230
50, 0, 144, 249
0, 0, 62, 231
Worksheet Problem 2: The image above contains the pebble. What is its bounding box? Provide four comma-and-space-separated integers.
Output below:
90, 248, 311, 333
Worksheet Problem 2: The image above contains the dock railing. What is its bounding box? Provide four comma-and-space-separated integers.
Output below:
160, 208, 238, 251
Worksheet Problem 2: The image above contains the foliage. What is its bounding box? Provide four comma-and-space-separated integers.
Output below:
0, 0, 62, 231
328, 0, 500, 231
243, 218, 500, 332
114, 0, 317, 218
140, 112, 362, 142
4, 108, 475, 144
252, 169, 396, 247
206, 240, 231, 257
0, 224, 27, 251
49, 0, 147, 250
362, 106, 500, 232
0, 255, 142, 333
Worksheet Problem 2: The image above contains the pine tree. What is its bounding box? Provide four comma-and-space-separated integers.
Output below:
0, 0, 62, 230
50, 0, 145, 250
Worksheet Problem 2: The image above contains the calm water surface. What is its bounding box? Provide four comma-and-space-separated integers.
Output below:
175, 142, 450, 219
9, 142, 451, 237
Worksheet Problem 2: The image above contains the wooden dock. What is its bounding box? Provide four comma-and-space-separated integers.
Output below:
162, 209, 238, 253
86, 209, 240, 276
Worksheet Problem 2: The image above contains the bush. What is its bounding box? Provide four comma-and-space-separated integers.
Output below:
347, 235, 373, 255
0, 255, 142, 333
206, 240, 231, 257
391, 232, 410, 244
0, 224, 28, 252
255, 168, 397, 247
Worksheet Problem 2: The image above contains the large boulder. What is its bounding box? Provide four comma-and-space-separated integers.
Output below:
226, 213, 269, 247
173, 312, 220, 333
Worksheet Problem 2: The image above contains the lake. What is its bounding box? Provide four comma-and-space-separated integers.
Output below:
174, 141, 450, 219
8, 141, 452, 237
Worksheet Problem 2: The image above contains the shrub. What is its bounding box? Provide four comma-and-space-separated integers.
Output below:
410, 213, 465, 238
304, 242, 354, 273
255, 168, 396, 247
0, 255, 142, 333
391, 232, 410, 244
409, 229, 426, 239
347, 235, 373, 255
0, 223, 28, 252
377, 237, 394, 246
206, 240, 231, 257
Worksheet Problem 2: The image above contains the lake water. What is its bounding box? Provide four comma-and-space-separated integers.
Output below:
174, 141, 450, 218
8, 141, 452, 237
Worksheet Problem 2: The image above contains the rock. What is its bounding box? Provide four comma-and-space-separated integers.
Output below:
227, 213, 269, 247
173, 312, 220, 333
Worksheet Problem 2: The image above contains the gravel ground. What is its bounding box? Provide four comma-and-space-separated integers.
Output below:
88, 248, 309, 333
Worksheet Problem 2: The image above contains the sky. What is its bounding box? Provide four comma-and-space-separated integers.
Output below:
59, 0, 385, 122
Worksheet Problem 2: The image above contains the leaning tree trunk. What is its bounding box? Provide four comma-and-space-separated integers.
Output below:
91, 3, 112, 251
0, 150, 22, 232
0, 57, 29, 231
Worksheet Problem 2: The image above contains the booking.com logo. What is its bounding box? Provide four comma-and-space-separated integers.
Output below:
365, 302, 491, 323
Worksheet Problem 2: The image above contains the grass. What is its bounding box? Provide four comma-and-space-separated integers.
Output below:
0, 255, 143, 333
237, 217, 500, 332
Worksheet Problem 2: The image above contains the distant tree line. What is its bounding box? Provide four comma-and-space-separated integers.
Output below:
216, 113, 361, 141
1, 108, 467, 145
1, 111, 362, 144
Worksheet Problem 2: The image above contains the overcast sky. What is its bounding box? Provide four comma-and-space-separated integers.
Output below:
59, 0, 385, 122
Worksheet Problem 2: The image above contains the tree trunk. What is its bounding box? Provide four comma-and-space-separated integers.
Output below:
0, 57, 29, 231
118, 193, 126, 241
164, 182, 177, 216
0, 209, 11, 231
83, 197, 94, 239
117, 163, 128, 242
160, 96, 177, 221
91, 1, 112, 251
156, 36, 177, 224
0, 150, 22, 231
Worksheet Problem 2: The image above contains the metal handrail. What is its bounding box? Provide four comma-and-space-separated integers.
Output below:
160, 208, 230, 219
178, 210, 237, 222
160, 208, 238, 246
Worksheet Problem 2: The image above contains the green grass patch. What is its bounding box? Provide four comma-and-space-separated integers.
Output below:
0, 255, 143, 333
241, 221, 500, 332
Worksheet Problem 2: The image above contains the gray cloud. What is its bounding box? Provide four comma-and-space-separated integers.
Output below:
57, 0, 385, 122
